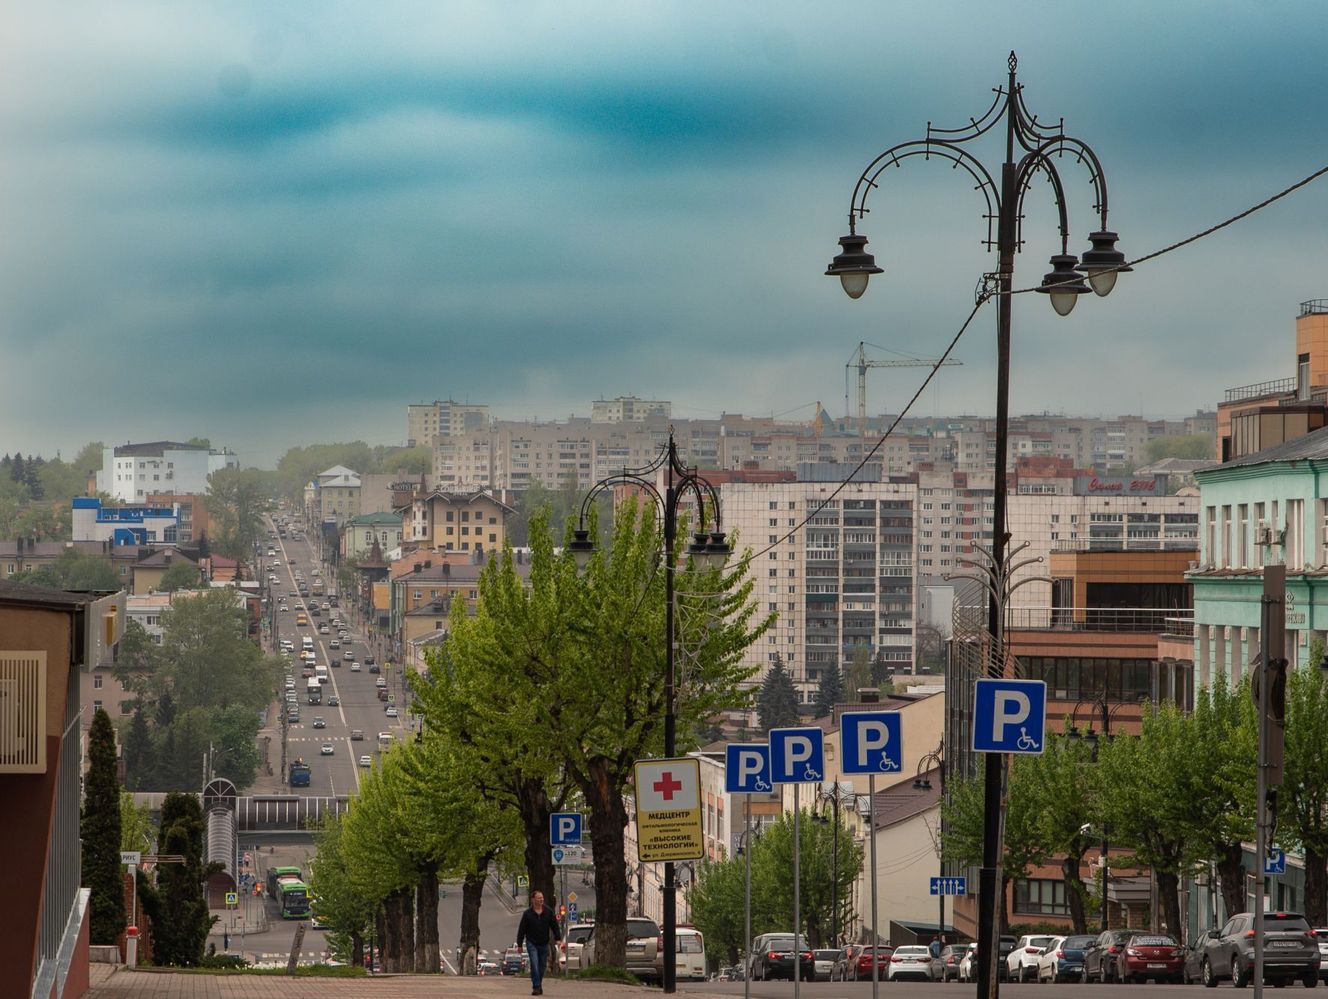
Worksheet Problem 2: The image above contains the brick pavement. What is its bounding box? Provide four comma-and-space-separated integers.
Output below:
87, 964, 729, 998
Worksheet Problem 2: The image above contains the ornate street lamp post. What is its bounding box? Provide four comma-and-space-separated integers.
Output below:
825, 53, 1126, 999
568, 428, 731, 994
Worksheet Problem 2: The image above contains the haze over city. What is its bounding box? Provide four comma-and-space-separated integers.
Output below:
3, 2, 1327, 464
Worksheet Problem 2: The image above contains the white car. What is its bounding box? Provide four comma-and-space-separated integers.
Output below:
350, 662, 361, 671
358, 755, 372, 768
958, 943, 979, 982
562, 923, 595, 970
320, 743, 334, 755
385, 706, 398, 717
1007, 935, 1055, 982
329, 639, 339, 649
887, 945, 940, 982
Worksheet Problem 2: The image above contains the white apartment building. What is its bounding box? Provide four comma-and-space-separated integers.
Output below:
96, 441, 237, 502
720, 479, 918, 703
590, 396, 672, 423
406, 400, 490, 448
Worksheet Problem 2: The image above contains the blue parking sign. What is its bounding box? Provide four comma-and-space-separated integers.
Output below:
769, 727, 825, 784
972, 678, 1047, 754
839, 711, 903, 774
1265, 848, 1286, 875
550, 812, 583, 846
725, 744, 773, 793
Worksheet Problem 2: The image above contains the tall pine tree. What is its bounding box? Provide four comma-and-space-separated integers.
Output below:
81, 709, 126, 944
813, 665, 844, 718
758, 656, 801, 733
140, 792, 216, 965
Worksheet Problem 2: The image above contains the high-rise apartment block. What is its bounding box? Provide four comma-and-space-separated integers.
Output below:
406, 400, 490, 448
590, 396, 672, 423
96, 441, 237, 502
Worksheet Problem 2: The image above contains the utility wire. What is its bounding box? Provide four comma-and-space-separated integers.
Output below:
725, 162, 1328, 573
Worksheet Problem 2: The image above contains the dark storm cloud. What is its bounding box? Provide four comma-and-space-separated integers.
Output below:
2, 1, 1328, 461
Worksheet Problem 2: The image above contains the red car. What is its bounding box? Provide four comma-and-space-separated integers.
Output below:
851, 945, 895, 980
1119, 933, 1184, 983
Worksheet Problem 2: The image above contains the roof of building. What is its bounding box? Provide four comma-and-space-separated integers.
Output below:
112, 441, 208, 457
1136, 456, 1219, 474
347, 512, 403, 526
134, 548, 195, 569
0, 578, 104, 609
317, 465, 361, 485
870, 766, 942, 831
1210, 424, 1328, 471
0, 539, 152, 560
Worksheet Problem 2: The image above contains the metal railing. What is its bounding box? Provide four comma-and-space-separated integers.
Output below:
1224, 376, 1297, 403
1300, 299, 1328, 317
1007, 606, 1193, 633
1051, 538, 1198, 553
34, 698, 83, 999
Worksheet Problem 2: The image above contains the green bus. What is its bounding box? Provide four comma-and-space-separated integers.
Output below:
277, 876, 312, 919
266, 865, 301, 899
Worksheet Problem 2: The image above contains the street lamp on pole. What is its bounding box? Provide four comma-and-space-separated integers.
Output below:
825, 52, 1126, 999
814, 782, 854, 949
569, 428, 731, 995
914, 741, 946, 950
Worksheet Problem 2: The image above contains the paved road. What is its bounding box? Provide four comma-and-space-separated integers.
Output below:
259, 516, 415, 798
681, 982, 1294, 997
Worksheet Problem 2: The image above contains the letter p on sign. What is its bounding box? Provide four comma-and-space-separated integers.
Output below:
991, 690, 1030, 742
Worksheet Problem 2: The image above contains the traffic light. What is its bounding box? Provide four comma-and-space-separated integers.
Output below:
559, 904, 567, 920
1252, 655, 1288, 787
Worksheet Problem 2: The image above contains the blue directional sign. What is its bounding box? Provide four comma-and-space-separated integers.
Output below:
568, 902, 578, 920
972, 678, 1047, 754
769, 727, 826, 784
725, 743, 773, 793
929, 877, 968, 897
839, 711, 903, 774
1265, 848, 1287, 875
550, 812, 583, 846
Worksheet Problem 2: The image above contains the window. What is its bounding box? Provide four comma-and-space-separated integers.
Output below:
1288, 498, 1305, 570
1014, 878, 1069, 915
93, 674, 103, 689
93, 699, 103, 713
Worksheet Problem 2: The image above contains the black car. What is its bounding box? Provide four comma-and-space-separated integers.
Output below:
1083, 929, 1138, 983
751, 934, 815, 981
996, 935, 1018, 980
501, 947, 526, 975
369, 663, 380, 674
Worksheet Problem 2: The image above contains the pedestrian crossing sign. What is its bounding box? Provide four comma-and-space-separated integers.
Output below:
225, 891, 238, 906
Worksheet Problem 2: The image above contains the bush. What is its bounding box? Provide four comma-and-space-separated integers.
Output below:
198, 954, 249, 970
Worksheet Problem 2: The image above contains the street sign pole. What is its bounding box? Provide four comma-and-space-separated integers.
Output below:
1255, 563, 1286, 999
869, 772, 879, 999
744, 794, 752, 999
793, 782, 801, 999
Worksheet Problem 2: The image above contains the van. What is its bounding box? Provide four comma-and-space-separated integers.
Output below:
653, 927, 706, 982
302, 637, 314, 652
378, 732, 394, 747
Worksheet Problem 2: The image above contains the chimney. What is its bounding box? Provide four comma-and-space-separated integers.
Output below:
413, 563, 422, 574
856, 687, 881, 704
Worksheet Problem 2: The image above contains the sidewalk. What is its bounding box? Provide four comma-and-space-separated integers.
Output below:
87, 965, 729, 998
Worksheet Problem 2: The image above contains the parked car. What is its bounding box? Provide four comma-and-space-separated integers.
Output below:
888, 944, 940, 982
940, 943, 968, 982
1314, 929, 1328, 981
813, 949, 839, 981
1037, 933, 1095, 983
749, 933, 815, 981
1007, 934, 1055, 982
830, 945, 861, 981
957, 942, 979, 982
579, 917, 660, 977
1200, 911, 1320, 988
560, 922, 594, 970
1084, 929, 1140, 983
997, 935, 1018, 979
1117, 933, 1184, 984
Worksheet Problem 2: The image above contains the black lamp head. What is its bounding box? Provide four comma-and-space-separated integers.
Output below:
1036, 253, 1091, 316
825, 233, 884, 299
1077, 230, 1132, 297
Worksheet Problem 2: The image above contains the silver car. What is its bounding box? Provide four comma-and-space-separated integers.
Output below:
1200, 912, 1319, 987
887, 945, 940, 982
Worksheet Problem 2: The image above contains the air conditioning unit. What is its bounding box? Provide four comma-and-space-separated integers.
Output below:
0, 652, 45, 773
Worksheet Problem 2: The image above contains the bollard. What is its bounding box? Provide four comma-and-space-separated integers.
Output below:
126, 926, 138, 967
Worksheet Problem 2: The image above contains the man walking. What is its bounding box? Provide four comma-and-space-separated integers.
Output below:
516, 890, 561, 996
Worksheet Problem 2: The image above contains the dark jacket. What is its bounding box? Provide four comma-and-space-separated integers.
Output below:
517, 905, 561, 948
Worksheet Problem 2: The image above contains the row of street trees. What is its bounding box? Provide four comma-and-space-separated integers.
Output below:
943, 651, 1328, 934
116, 589, 281, 790
309, 503, 771, 970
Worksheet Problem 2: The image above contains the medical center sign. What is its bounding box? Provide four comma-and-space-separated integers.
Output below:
633, 758, 705, 862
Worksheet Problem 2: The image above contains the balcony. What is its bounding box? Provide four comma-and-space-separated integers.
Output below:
1224, 376, 1296, 404
1006, 607, 1193, 633
1052, 538, 1198, 553
1300, 299, 1328, 317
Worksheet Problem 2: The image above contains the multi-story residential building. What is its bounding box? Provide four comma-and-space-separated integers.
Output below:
406, 400, 490, 448
71, 496, 179, 545
341, 512, 403, 561
0, 539, 151, 589
1189, 424, 1328, 687
96, 441, 237, 502
719, 477, 917, 703
399, 489, 511, 554
590, 396, 672, 423
1214, 300, 1328, 463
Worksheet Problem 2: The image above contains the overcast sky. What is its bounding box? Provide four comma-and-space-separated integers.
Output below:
3, 2, 1327, 467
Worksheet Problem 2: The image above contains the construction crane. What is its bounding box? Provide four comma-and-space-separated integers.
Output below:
845, 341, 962, 444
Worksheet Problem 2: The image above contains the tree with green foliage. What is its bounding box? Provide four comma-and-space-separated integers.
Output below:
156, 588, 274, 713
758, 656, 800, 733
12, 549, 118, 590
1026, 733, 1101, 933
121, 705, 155, 790
845, 645, 872, 694
1284, 641, 1328, 924
427, 504, 769, 969
205, 467, 268, 559
120, 791, 155, 853
308, 814, 376, 966
1145, 433, 1216, 463
690, 809, 862, 957
139, 792, 217, 965
1096, 702, 1198, 937
113, 619, 158, 703
81, 709, 126, 945
813, 665, 844, 719
157, 560, 202, 592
